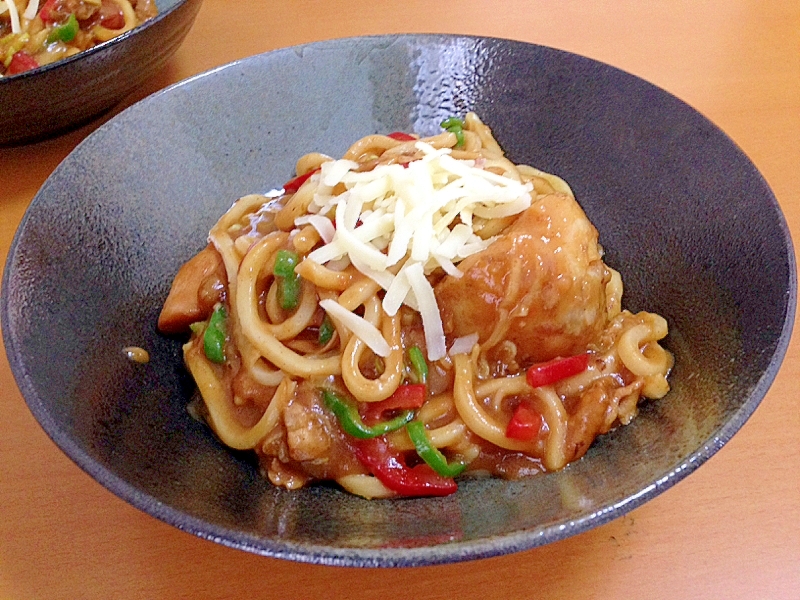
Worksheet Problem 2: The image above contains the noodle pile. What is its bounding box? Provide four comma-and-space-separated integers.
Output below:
158, 113, 673, 498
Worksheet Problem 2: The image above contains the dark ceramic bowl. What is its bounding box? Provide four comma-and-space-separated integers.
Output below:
0, 0, 202, 146
2, 35, 795, 567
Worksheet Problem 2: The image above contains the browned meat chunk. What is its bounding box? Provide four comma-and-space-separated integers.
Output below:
435, 193, 611, 364
284, 402, 331, 462
158, 245, 226, 334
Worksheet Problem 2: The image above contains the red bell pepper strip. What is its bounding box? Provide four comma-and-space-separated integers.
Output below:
362, 384, 426, 425
506, 403, 543, 441
353, 436, 458, 497
282, 168, 320, 194
526, 353, 590, 388
387, 131, 416, 142
38, 0, 59, 23
7, 52, 39, 76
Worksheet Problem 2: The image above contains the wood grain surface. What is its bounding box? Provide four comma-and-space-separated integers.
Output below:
1, 1, 798, 598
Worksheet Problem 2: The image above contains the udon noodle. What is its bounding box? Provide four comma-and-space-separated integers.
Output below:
159, 113, 673, 498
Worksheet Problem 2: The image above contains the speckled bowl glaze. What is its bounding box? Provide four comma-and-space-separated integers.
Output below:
2, 35, 795, 567
0, 0, 202, 146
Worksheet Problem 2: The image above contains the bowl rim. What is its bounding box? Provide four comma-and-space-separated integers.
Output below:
2, 33, 796, 567
0, 0, 189, 83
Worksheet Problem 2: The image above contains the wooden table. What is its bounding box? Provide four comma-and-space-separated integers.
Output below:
1, 1, 798, 598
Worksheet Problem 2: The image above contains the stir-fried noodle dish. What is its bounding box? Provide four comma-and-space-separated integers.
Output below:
0, 0, 157, 77
159, 113, 673, 498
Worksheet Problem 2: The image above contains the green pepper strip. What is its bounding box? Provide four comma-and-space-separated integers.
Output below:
278, 276, 301, 310
440, 117, 465, 148
274, 249, 299, 277
274, 249, 301, 310
440, 117, 464, 130
323, 390, 413, 439
47, 14, 79, 44
450, 128, 465, 148
407, 420, 467, 478
318, 313, 334, 345
203, 305, 227, 364
408, 345, 428, 384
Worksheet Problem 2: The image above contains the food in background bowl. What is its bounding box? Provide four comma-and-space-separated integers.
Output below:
159, 113, 673, 499
0, 0, 201, 146
0, 0, 157, 77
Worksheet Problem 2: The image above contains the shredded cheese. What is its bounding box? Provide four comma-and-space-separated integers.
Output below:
294, 214, 335, 243
319, 299, 391, 357
5, 0, 20, 34
404, 262, 446, 360
301, 142, 533, 361
449, 333, 479, 357
22, 0, 38, 20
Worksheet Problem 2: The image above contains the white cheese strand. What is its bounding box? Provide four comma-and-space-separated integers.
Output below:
319, 299, 391, 357
404, 262, 446, 361
294, 214, 335, 243
321, 159, 359, 186
382, 267, 411, 316
449, 333, 479, 356
432, 255, 463, 278
23, 0, 38, 20
6, 0, 21, 34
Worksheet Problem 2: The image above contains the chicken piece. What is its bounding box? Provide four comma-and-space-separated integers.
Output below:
158, 245, 226, 334
435, 193, 611, 364
284, 402, 331, 462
